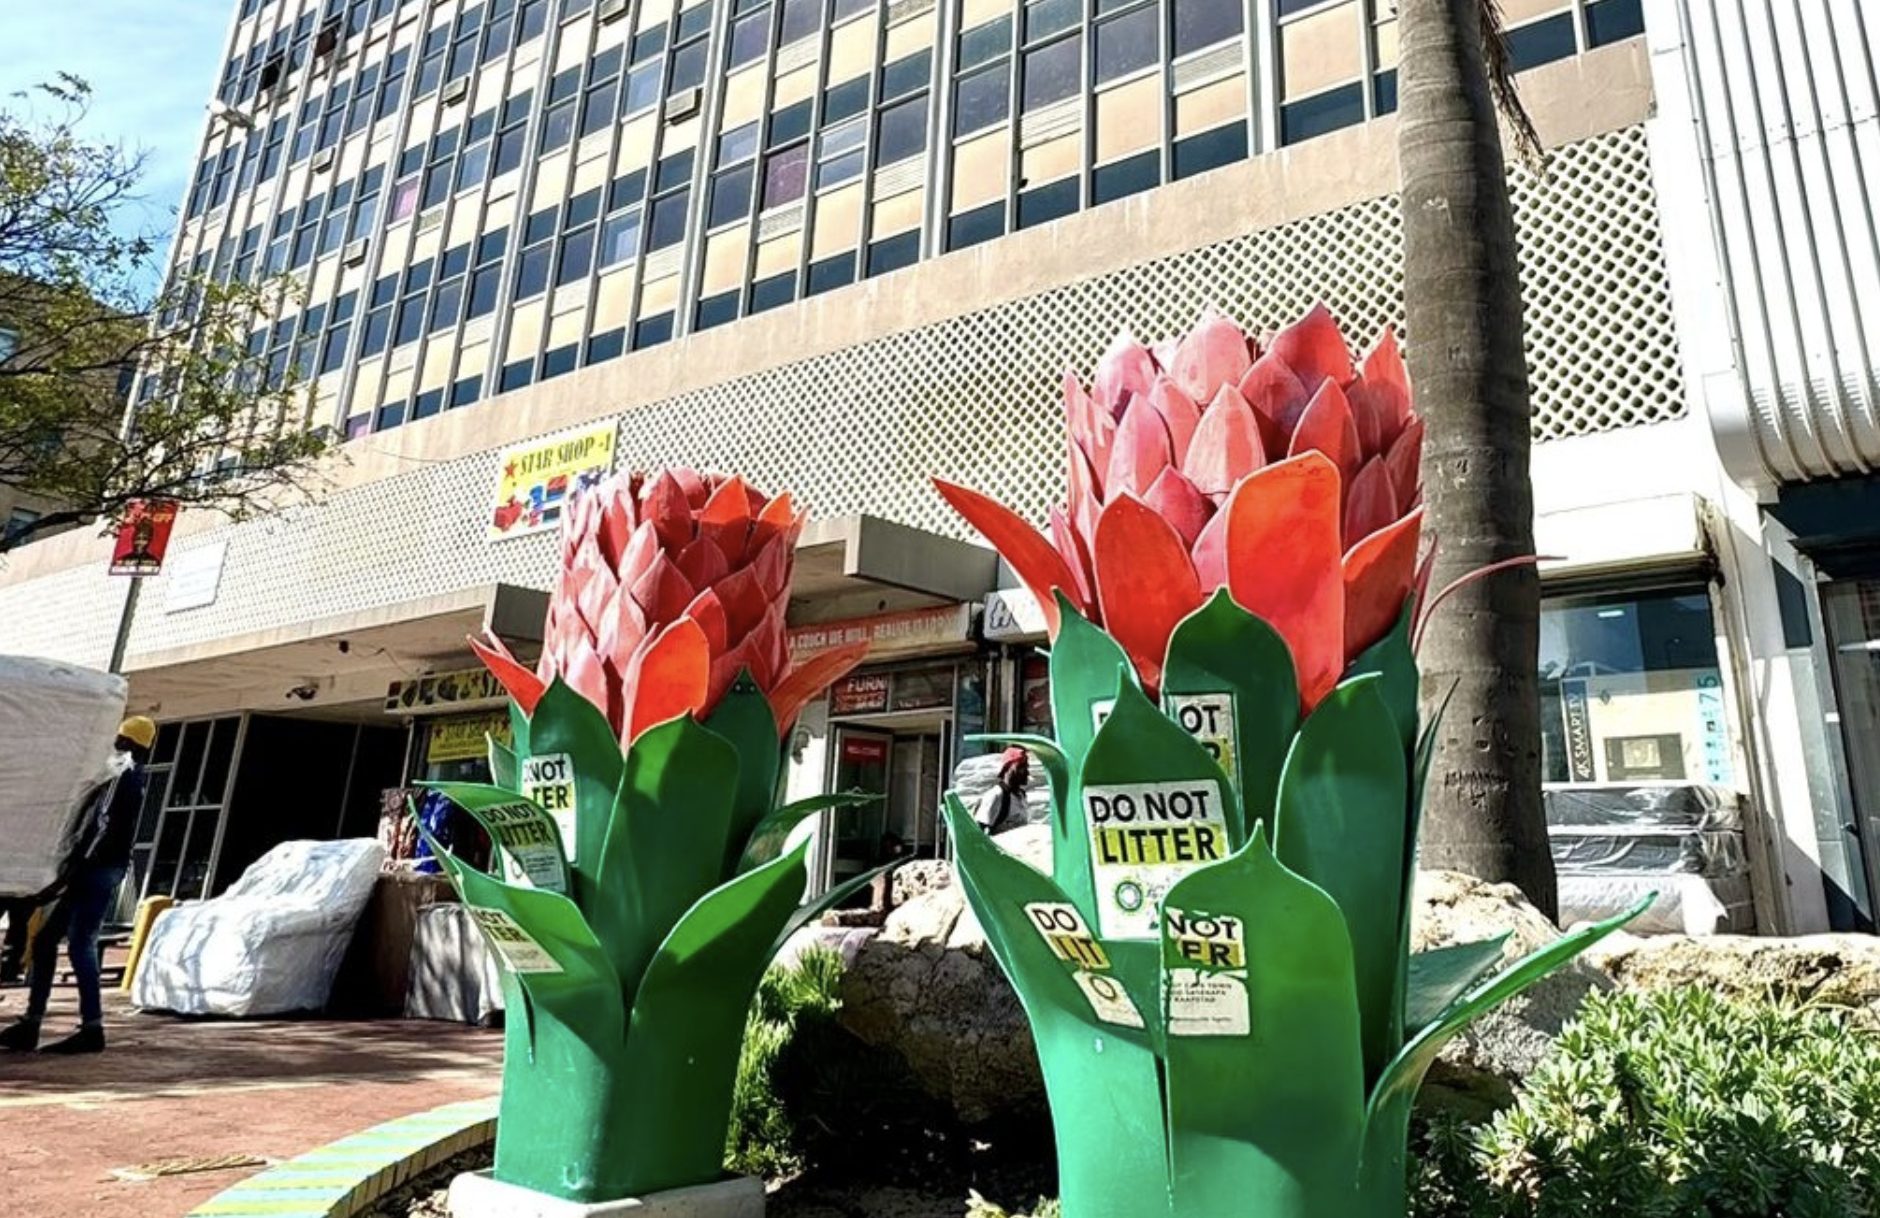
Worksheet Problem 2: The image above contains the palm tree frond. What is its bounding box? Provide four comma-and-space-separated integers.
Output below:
1478, 0, 1545, 168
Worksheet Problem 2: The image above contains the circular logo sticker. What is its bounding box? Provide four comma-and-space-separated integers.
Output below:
1114, 880, 1145, 913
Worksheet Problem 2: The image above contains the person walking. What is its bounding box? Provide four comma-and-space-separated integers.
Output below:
973, 747, 1032, 836
0, 716, 156, 1054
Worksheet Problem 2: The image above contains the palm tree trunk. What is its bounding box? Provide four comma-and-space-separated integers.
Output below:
1396, 0, 1557, 918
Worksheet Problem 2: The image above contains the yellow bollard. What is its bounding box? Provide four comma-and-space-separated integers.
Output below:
119, 896, 173, 993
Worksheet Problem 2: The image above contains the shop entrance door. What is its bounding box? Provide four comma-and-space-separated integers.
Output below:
824, 720, 950, 893
1822, 580, 1880, 919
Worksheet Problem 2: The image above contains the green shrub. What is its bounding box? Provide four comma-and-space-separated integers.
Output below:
1413, 987, 1880, 1218
726, 947, 846, 1178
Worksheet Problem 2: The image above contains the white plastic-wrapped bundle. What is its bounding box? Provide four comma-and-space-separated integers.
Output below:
0, 656, 127, 899
131, 838, 387, 1016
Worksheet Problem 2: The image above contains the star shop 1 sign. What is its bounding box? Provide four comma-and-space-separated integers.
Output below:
488, 421, 617, 541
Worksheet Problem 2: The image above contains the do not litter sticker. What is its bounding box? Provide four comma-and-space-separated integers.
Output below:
521, 753, 577, 859
1024, 902, 1111, 970
1073, 970, 1145, 1029
1164, 906, 1250, 1037
1084, 780, 1229, 939
468, 907, 564, 974
477, 800, 568, 894
1165, 693, 1238, 778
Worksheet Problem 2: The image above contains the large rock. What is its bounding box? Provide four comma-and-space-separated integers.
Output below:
1586, 931, 1880, 1018
1411, 870, 1611, 1118
836, 826, 1052, 1125
834, 846, 1601, 1125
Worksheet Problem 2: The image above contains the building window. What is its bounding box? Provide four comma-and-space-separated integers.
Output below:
866, 230, 920, 277
947, 201, 1005, 251
1539, 589, 1734, 786
764, 143, 810, 207
874, 95, 928, 166
824, 76, 870, 124
1280, 83, 1364, 145
494, 90, 534, 176
954, 64, 1010, 136
1586, 0, 1646, 46
469, 229, 508, 318
729, 5, 771, 67
749, 271, 797, 313
1018, 176, 1079, 229
1094, 3, 1158, 82
413, 388, 445, 420
806, 251, 857, 296
585, 329, 626, 365
1022, 35, 1080, 111
557, 223, 597, 285
634, 312, 674, 348
1171, 0, 1243, 58
582, 47, 624, 138
1173, 121, 1248, 180
1506, 12, 1578, 72
708, 163, 757, 228
817, 117, 868, 187
696, 290, 741, 330
1093, 148, 1159, 205
5, 509, 41, 546
778, 0, 818, 45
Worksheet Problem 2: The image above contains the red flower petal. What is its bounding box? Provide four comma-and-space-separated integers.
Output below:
1267, 304, 1354, 395
1068, 441, 1103, 542
1384, 417, 1424, 516
1289, 379, 1363, 488
1344, 376, 1388, 460
563, 634, 617, 731
934, 479, 1083, 633
1065, 372, 1117, 481
1093, 331, 1158, 414
684, 587, 730, 656
699, 475, 759, 563
1169, 312, 1254, 406
1049, 506, 1095, 608
710, 564, 771, 643
642, 471, 696, 550
1143, 467, 1214, 548
708, 631, 768, 712
769, 640, 872, 736
1238, 352, 1311, 456
1148, 376, 1202, 467
672, 469, 712, 509
1094, 494, 1204, 693
1225, 453, 1346, 710
625, 619, 712, 741
1106, 395, 1174, 499
1361, 326, 1412, 443
1191, 503, 1229, 591
676, 537, 732, 590
1343, 457, 1399, 549
596, 491, 634, 568
1343, 507, 1423, 657
630, 552, 697, 625
1181, 384, 1267, 499
469, 633, 546, 715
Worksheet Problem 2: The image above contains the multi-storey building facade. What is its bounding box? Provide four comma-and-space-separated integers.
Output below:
5, 0, 1877, 942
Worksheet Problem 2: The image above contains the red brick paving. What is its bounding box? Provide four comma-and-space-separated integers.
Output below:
0, 969, 500, 1218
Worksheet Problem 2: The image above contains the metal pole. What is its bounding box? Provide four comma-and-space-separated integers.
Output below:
108, 577, 143, 674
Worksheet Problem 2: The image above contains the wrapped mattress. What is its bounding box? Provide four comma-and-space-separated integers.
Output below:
1545, 783, 1753, 935
0, 656, 127, 899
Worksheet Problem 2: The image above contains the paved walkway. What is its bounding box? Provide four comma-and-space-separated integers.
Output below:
0, 971, 500, 1218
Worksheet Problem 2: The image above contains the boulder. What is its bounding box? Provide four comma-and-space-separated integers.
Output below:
1586, 931, 1880, 1019
836, 826, 1052, 1125
1411, 870, 1612, 1118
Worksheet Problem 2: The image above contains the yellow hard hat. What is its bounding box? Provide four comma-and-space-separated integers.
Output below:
118, 716, 158, 750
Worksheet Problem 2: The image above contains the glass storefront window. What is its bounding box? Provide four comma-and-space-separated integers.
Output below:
1538, 588, 1734, 785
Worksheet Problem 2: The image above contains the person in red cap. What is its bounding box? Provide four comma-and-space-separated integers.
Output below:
973, 747, 1032, 835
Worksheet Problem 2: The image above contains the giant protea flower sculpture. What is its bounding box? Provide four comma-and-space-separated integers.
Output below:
425, 469, 872, 1206
938, 305, 1424, 707
936, 307, 1645, 1218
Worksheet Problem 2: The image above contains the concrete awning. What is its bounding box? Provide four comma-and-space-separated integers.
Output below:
125, 583, 548, 722
789, 515, 998, 624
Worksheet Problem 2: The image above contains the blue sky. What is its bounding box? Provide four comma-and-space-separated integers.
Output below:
0, 2, 232, 278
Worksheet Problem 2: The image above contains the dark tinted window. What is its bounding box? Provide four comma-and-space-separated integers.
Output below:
633, 312, 674, 348
542, 342, 578, 379
882, 50, 931, 99
875, 95, 928, 164
749, 271, 796, 313
946, 201, 1005, 251
1172, 120, 1247, 179
1095, 5, 1158, 82
1171, 0, 1242, 57
955, 65, 1010, 135
1094, 148, 1159, 205
770, 99, 813, 144
807, 251, 857, 296
648, 191, 690, 249
1018, 176, 1079, 229
1023, 36, 1080, 110
1507, 12, 1576, 71
958, 17, 1011, 70
708, 164, 756, 226
1024, 0, 1079, 41
1280, 83, 1363, 145
866, 229, 920, 277
499, 358, 533, 392
1373, 70, 1398, 116
585, 329, 625, 364
824, 76, 870, 123
696, 290, 741, 329
1586, 0, 1646, 47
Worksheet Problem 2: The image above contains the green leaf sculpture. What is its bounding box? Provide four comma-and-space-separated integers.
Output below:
933, 306, 1652, 1217
429, 470, 875, 1205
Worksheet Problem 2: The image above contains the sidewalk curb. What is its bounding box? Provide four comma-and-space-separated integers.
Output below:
185, 1094, 498, 1218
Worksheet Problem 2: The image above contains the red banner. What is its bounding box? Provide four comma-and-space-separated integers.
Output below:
109, 500, 179, 577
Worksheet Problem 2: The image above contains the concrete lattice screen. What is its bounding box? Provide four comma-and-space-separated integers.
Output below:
0, 125, 1681, 667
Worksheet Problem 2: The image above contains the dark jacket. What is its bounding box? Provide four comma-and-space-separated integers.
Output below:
74, 759, 147, 873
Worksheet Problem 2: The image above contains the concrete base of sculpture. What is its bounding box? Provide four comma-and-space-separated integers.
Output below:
449, 1171, 765, 1218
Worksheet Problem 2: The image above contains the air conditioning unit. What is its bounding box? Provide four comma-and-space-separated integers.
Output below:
441, 77, 470, 105
311, 147, 335, 172
343, 239, 369, 266
598, 0, 629, 20
665, 87, 702, 122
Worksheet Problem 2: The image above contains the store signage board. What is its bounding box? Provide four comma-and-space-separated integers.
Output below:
488, 420, 617, 542
163, 541, 227, 613
830, 673, 890, 715
428, 712, 513, 764
983, 588, 1048, 642
788, 603, 974, 662
387, 667, 511, 714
